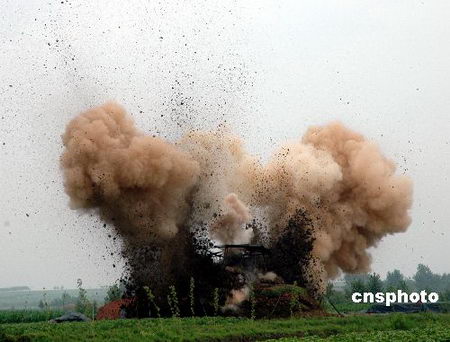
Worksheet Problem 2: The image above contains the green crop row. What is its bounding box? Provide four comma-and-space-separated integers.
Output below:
267, 324, 450, 341
0, 310, 64, 324
1, 313, 450, 342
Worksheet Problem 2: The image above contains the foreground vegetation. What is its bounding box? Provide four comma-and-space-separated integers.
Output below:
1, 313, 449, 342
266, 323, 450, 342
0, 310, 63, 324
0, 288, 107, 311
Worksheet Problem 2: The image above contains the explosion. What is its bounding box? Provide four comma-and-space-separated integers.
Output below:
61, 102, 413, 314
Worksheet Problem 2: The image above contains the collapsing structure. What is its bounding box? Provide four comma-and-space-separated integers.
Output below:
215, 244, 270, 268
119, 209, 321, 318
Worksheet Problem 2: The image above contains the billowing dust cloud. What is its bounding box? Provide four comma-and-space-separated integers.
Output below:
61, 102, 413, 298
61, 102, 199, 240
211, 193, 253, 244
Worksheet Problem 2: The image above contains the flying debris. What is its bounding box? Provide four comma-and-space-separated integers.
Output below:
61, 102, 413, 317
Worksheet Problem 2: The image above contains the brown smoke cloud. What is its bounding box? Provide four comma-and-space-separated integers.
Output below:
61, 103, 413, 291
224, 286, 250, 309
259, 122, 413, 279
210, 193, 253, 244
60, 102, 200, 240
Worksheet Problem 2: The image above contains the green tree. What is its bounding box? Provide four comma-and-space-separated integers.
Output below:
397, 279, 409, 292
105, 283, 122, 303
414, 264, 437, 291
367, 273, 384, 293
90, 300, 98, 320
344, 273, 369, 298
61, 292, 74, 310
385, 270, 405, 289
167, 285, 180, 318
326, 282, 347, 304
440, 288, 450, 301
350, 279, 367, 294
143, 286, 160, 318
344, 273, 370, 284
326, 282, 335, 297
75, 278, 90, 314
189, 277, 195, 317
212, 288, 220, 316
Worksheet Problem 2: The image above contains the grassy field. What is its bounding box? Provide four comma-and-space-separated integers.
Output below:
265, 324, 450, 341
1, 313, 449, 342
323, 302, 371, 314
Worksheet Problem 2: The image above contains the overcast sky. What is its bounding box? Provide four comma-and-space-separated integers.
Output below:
1, 0, 449, 289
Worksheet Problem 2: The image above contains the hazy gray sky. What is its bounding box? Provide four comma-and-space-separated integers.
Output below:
1, 0, 449, 289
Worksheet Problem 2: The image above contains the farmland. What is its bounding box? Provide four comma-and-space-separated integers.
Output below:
0, 288, 107, 311
0, 310, 64, 324
1, 313, 449, 342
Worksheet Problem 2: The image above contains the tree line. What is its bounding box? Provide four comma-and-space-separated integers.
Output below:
327, 264, 450, 304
